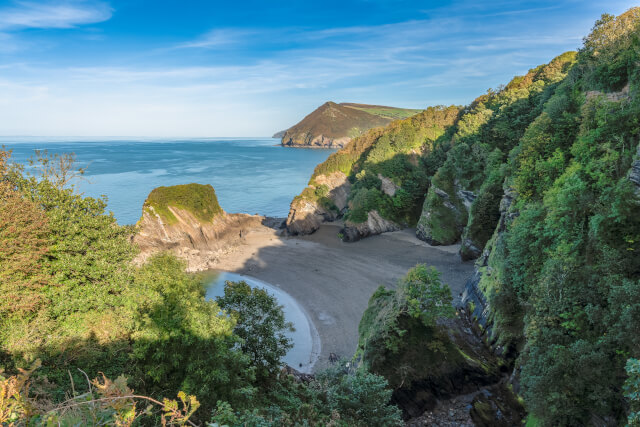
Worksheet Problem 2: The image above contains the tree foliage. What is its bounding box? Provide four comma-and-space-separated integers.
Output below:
216, 281, 294, 382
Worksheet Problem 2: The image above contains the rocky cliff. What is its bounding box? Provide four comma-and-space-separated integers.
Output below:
285, 170, 350, 235
285, 106, 460, 239
133, 183, 263, 271
280, 101, 420, 148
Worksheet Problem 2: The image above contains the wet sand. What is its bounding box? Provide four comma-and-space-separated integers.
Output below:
212, 221, 475, 371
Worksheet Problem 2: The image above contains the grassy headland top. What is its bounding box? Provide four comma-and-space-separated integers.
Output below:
280, 101, 423, 147
143, 183, 224, 224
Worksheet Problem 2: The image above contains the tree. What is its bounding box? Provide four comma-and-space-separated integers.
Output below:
216, 281, 294, 382
314, 365, 402, 427
626, 359, 640, 426
401, 264, 455, 326
0, 151, 50, 319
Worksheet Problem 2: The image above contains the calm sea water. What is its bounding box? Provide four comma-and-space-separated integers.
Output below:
1, 137, 334, 224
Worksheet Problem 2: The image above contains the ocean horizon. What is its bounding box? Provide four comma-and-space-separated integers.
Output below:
2, 137, 335, 225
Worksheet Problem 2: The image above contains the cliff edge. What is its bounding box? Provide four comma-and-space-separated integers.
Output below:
133, 183, 263, 271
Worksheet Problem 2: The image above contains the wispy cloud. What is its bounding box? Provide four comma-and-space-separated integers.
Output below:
0, 0, 621, 136
173, 28, 255, 50
0, 0, 112, 30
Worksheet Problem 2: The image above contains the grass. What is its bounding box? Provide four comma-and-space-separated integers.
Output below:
144, 183, 223, 225
343, 104, 424, 120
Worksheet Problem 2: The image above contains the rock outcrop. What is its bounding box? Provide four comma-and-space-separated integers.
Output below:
133, 183, 263, 272
378, 173, 399, 197
340, 210, 401, 242
285, 171, 351, 235
286, 170, 403, 241
356, 282, 503, 419
461, 186, 518, 338
630, 143, 640, 195
416, 184, 471, 246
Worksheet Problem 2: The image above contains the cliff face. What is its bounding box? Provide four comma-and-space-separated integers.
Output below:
280, 101, 419, 148
285, 171, 350, 235
285, 106, 460, 238
133, 184, 263, 271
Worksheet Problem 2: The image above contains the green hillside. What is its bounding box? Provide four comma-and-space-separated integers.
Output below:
342, 103, 424, 120
280, 101, 423, 147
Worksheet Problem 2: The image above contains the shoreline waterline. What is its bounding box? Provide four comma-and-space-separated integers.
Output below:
204, 271, 321, 374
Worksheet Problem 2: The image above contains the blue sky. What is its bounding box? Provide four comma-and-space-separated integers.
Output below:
0, 0, 636, 137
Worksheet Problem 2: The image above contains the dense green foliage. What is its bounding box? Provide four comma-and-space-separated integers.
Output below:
296, 105, 460, 225
216, 281, 294, 383
356, 265, 458, 387
0, 151, 254, 421
210, 363, 402, 426
626, 358, 640, 426
144, 183, 223, 224
418, 50, 577, 245
1, 150, 402, 425
460, 9, 640, 425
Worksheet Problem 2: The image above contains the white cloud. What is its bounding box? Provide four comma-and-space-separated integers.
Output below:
0, 0, 112, 30
0, 2, 609, 136
173, 28, 255, 50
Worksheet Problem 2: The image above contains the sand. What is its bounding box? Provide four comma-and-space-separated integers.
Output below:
211, 221, 475, 371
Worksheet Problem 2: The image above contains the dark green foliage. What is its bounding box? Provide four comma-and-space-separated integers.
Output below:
301, 105, 460, 225
216, 281, 294, 382
468, 10, 640, 425
357, 265, 456, 386
132, 255, 252, 417
312, 364, 402, 426
625, 358, 640, 426
211, 365, 402, 426
144, 183, 223, 224
461, 162, 504, 255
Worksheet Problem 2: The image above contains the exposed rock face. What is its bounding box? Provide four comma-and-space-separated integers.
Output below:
340, 210, 401, 242
285, 198, 331, 235
461, 187, 518, 334
284, 134, 351, 148
378, 173, 399, 197
585, 82, 630, 102
630, 144, 640, 195
469, 383, 526, 427
459, 237, 482, 262
285, 171, 351, 235
133, 189, 263, 272
456, 189, 476, 209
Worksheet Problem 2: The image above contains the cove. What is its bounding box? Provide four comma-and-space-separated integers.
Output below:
204, 271, 320, 373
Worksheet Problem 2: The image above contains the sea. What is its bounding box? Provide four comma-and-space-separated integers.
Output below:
1, 137, 334, 224
2, 136, 334, 369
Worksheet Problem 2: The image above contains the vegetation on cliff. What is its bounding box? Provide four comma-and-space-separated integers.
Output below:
356, 265, 504, 419
344, 8, 640, 425
442, 9, 640, 425
292, 105, 460, 227
0, 149, 401, 425
143, 183, 224, 224
417, 50, 577, 247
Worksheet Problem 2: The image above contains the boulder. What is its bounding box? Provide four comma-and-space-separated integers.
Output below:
340, 210, 401, 242
285, 171, 351, 235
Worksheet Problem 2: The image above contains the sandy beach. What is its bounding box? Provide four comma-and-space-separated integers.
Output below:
212, 221, 475, 371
